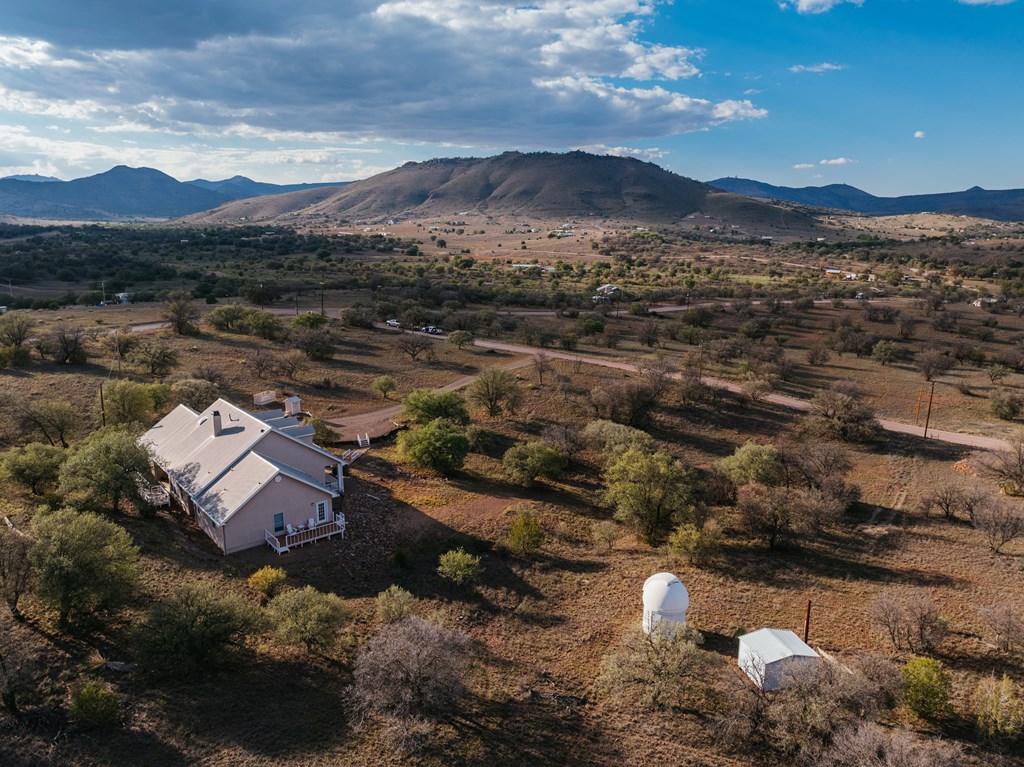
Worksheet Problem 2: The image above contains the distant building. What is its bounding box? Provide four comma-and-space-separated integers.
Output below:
738, 628, 819, 691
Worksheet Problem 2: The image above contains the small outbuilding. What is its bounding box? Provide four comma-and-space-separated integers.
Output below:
642, 572, 689, 636
737, 628, 819, 691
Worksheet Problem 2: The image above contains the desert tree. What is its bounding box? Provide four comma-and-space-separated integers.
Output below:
99, 379, 164, 426
266, 586, 350, 652
446, 330, 474, 350
603, 448, 700, 545
915, 348, 954, 381
502, 442, 567, 487
870, 589, 948, 653
532, 351, 552, 385
51, 324, 89, 364
972, 496, 1024, 553
589, 381, 657, 428
0, 312, 32, 347
205, 303, 249, 332
129, 342, 179, 376
350, 616, 473, 720
978, 604, 1024, 654
736, 484, 842, 550
901, 657, 951, 721
918, 483, 983, 521
505, 507, 545, 555
31, 509, 140, 630
58, 426, 153, 514
162, 291, 200, 335
246, 309, 283, 340
436, 547, 482, 585
396, 335, 434, 361
0, 526, 34, 620
17, 398, 79, 448
804, 383, 881, 443
135, 583, 258, 675
291, 326, 334, 360
398, 419, 470, 475
276, 349, 309, 381
0, 443, 66, 495
597, 624, 719, 713
467, 368, 521, 418
714, 441, 785, 488
251, 348, 275, 379
582, 419, 655, 467
402, 389, 469, 425
171, 378, 219, 411
375, 585, 417, 624
0, 614, 34, 714
371, 375, 397, 400
977, 439, 1024, 496
973, 674, 1024, 740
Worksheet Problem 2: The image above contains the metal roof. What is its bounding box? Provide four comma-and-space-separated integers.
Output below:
738, 628, 817, 665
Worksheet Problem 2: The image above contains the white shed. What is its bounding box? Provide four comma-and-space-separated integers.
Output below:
284, 396, 303, 417
737, 628, 819, 691
642, 572, 689, 635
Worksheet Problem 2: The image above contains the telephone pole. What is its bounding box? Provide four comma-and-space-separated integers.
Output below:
923, 381, 936, 439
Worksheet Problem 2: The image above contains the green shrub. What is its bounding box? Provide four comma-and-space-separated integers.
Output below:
437, 548, 482, 586
398, 419, 470, 475
506, 509, 545, 555
502, 442, 567, 487
371, 375, 397, 400
901, 657, 951, 721
991, 391, 1022, 421
266, 586, 349, 651
974, 674, 1024, 740
247, 566, 287, 600
70, 681, 121, 730
714, 442, 784, 487
375, 584, 417, 624
667, 520, 722, 567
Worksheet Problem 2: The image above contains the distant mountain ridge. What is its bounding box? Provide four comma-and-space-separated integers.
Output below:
708, 177, 1024, 221
0, 167, 350, 220
185, 151, 817, 232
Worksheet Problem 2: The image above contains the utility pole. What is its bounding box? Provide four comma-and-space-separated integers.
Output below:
923, 381, 936, 439
101, 280, 106, 305
320, 281, 325, 316
803, 600, 812, 643
914, 384, 925, 424
99, 384, 106, 428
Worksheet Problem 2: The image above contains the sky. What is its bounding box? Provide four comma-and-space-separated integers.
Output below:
0, 0, 1021, 196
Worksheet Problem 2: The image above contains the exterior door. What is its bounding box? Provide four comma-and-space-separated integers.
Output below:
316, 501, 328, 523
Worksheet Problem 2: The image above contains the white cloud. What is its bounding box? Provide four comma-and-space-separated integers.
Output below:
956, 0, 1016, 5
0, 3, 765, 152
789, 62, 846, 74
793, 163, 815, 169
820, 157, 856, 165
574, 144, 668, 162
914, 130, 926, 139
779, 0, 863, 13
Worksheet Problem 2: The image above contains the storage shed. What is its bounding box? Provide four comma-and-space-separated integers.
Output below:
737, 628, 819, 691
642, 572, 689, 636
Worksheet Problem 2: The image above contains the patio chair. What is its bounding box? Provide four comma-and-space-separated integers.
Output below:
286, 523, 295, 535
308, 517, 316, 530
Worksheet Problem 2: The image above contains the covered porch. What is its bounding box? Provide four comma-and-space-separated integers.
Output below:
265, 514, 346, 555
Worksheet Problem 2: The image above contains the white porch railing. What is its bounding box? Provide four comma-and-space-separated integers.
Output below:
325, 476, 340, 490
265, 515, 346, 555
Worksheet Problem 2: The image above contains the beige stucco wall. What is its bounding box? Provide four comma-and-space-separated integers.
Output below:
258, 432, 342, 490
218, 473, 334, 554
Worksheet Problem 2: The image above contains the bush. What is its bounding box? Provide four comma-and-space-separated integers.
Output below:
582, 420, 654, 466
991, 390, 1023, 421
70, 681, 121, 730
371, 375, 397, 400
350, 617, 472, 721
0, 443, 66, 495
506, 509, 545, 555
437, 547, 482, 586
870, 590, 948, 653
591, 520, 622, 551
136, 583, 258, 675
502, 442, 567, 487
819, 722, 962, 767
604, 448, 701, 545
714, 442, 784, 488
247, 566, 287, 600
402, 389, 469, 425
667, 520, 722, 567
172, 378, 219, 411
804, 384, 881, 443
266, 586, 349, 651
901, 657, 951, 721
376, 585, 417, 624
398, 419, 470, 475
974, 674, 1024, 740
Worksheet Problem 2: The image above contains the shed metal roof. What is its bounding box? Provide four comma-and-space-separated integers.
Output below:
738, 628, 817, 665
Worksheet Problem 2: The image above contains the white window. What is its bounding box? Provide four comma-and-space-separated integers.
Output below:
316, 501, 328, 523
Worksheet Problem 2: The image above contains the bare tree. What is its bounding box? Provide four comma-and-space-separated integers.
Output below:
251, 348, 274, 379
0, 527, 33, 621
350, 616, 472, 721
396, 335, 434, 362
51, 324, 88, 365
467, 369, 521, 418
870, 589, 948, 653
819, 722, 962, 767
978, 604, 1024, 654
276, 350, 309, 381
532, 351, 552, 386
919, 484, 982, 521
978, 440, 1024, 496
0, 312, 33, 347
915, 349, 954, 381
973, 496, 1024, 553
805, 383, 881, 443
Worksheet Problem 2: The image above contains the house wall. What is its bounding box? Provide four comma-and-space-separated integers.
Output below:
220, 474, 334, 554
258, 431, 342, 491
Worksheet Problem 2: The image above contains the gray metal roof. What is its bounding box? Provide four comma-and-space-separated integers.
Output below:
738, 628, 817, 665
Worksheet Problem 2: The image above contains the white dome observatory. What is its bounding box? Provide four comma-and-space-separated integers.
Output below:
642, 572, 689, 635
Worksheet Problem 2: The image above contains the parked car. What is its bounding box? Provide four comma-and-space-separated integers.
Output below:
422, 325, 443, 335
386, 319, 401, 327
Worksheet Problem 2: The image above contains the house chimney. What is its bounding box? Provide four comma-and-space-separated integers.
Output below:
211, 410, 222, 437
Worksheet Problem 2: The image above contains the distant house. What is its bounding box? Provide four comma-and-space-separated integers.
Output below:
738, 628, 820, 691
141, 398, 346, 555
972, 297, 1000, 308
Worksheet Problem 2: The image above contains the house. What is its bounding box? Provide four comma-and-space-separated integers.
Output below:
141, 398, 346, 555
737, 628, 820, 691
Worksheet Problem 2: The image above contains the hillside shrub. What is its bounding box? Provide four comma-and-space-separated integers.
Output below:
375, 585, 417, 624
247, 566, 287, 600
266, 586, 349, 651
901, 657, 951, 721
437, 548, 482, 586
70, 681, 121, 730
506, 508, 545, 555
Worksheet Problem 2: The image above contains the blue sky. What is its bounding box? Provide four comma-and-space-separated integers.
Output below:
0, 0, 1020, 195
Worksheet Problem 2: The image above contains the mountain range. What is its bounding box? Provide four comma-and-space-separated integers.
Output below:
708, 177, 1024, 221
0, 167, 349, 220
0, 157, 1021, 224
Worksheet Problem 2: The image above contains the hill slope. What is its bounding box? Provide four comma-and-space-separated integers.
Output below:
186, 175, 349, 201
709, 177, 1024, 221
186, 151, 818, 231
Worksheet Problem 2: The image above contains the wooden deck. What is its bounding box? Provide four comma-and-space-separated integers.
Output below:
265, 517, 346, 554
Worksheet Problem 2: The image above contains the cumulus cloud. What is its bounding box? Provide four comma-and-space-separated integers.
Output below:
914, 130, 926, 139
789, 62, 846, 74
793, 163, 815, 169
573, 144, 668, 162
820, 157, 856, 165
779, 0, 863, 13
0, 2, 765, 154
